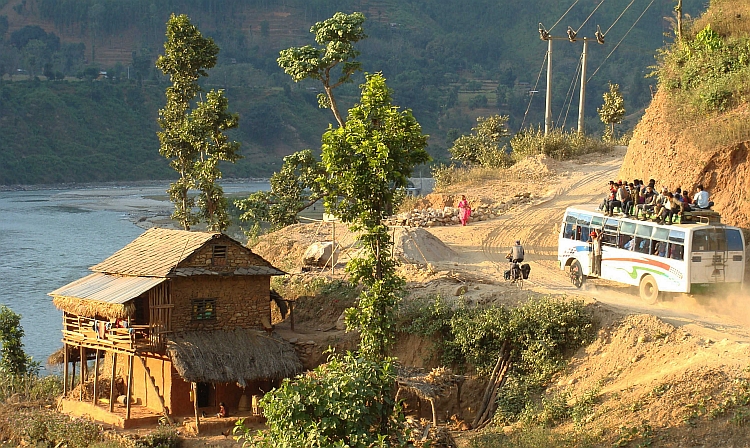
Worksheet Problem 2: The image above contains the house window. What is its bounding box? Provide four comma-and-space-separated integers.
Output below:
192, 299, 216, 320
212, 245, 227, 266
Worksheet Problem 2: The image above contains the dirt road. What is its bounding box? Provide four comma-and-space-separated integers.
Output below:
424, 149, 750, 343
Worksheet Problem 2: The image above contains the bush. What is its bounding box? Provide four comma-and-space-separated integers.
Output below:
234, 352, 403, 447
7, 409, 103, 448
510, 127, 610, 161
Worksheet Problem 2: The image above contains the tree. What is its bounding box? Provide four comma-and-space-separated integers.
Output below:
0, 305, 31, 376
156, 14, 240, 231
449, 114, 513, 167
235, 12, 367, 229
277, 12, 366, 128
597, 82, 625, 142
321, 73, 430, 360
235, 150, 325, 230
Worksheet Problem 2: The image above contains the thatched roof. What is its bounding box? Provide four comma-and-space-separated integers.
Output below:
167, 329, 303, 386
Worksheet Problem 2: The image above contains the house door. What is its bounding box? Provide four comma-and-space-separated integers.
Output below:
197, 382, 211, 408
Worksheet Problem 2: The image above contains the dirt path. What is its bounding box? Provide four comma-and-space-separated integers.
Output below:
424, 149, 750, 343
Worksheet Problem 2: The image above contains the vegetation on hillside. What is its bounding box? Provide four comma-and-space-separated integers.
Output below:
650, 0, 750, 150
0, 0, 706, 184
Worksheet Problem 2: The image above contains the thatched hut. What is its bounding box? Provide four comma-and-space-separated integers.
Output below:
49, 228, 302, 428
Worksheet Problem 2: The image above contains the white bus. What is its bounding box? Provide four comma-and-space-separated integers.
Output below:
557, 205, 745, 302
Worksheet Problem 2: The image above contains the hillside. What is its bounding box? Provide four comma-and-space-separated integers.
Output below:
0, 0, 706, 185
620, 0, 750, 229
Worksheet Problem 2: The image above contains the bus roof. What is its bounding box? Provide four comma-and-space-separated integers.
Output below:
565, 205, 733, 230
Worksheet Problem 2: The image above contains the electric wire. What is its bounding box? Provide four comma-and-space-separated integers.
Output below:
588, 0, 656, 81
560, 55, 583, 129
549, 0, 580, 32
556, 54, 581, 127
576, 0, 607, 33
520, 51, 548, 130
603, 0, 637, 35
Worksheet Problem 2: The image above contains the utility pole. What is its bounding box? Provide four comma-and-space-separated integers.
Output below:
545, 38, 553, 135
676, 0, 683, 43
577, 38, 589, 134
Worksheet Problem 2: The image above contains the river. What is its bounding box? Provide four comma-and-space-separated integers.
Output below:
0, 181, 269, 369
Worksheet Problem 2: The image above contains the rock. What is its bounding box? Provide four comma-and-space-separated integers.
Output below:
455, 285, 468, 296
303, 241, 337, 267
335, 312, 347, 330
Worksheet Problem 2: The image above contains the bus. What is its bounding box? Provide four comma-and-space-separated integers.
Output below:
557, 205, 745, 303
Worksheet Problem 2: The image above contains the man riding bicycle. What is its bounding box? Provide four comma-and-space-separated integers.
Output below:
506, 240, 525, 282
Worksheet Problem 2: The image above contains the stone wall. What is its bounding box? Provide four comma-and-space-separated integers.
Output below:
386, 193, 533, 227
182, 235, 272, 272
171, 276, 271, 332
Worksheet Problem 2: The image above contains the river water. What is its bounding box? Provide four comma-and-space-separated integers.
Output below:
0, 181, 269, 369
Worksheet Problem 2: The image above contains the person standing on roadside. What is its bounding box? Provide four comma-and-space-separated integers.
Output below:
458, 195, 471, 226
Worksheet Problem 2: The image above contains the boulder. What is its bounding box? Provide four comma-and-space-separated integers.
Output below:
303, 241, 337, 267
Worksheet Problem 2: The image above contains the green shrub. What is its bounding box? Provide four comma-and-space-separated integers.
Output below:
136, 426, 181, 448
397, 296, 464, 366
234, 352, 403, 447
510, 127, 610, 161
9, 409, 103, 448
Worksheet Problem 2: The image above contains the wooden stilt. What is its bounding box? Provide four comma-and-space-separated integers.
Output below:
71, 357, 76, 393
63, 344, 69, 396
126, 355, 133, 420
79, 346, 85, 401
193, 382, 201, 434
109, 353, 117, 412
93, 349, 100, 405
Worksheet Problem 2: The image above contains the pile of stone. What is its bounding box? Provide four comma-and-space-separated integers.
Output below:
387, 193, 534, 228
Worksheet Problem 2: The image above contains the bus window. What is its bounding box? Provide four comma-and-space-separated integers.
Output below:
692, 229, 727, 252
563, 212, 578, 240
619, 221, 636, 249
602, 217, 619, 246
725, 229, 743, 251
635, 224, 653, 254
566, 212, 578, 224
654, 240, 668, 257
670, 243, 684, 260
668, 230, 685, 244
591, 216, 604, 228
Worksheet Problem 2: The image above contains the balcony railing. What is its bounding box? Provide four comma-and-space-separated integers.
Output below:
61, 315, 165, 353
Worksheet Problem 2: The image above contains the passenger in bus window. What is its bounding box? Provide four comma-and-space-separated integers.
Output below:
671, 244, 684, 260
622, 235, 634, 250
654, 240, 667, 257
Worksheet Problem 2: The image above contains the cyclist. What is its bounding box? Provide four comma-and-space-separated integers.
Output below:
506, 240, 525, 281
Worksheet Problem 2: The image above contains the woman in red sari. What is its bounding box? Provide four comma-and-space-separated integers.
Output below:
458, 195, 471, 226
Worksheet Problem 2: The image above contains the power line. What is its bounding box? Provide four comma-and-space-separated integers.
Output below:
576, 0, 607, 33
549, 0, 580, 32
560, 54, 583, 129
520, 52, 548, 130
603, 0, 637, 36
588, 0, 656, 82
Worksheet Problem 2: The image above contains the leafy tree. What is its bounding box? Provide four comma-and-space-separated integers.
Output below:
156, 14, 240, 231
235, 12, 367, 229
233, 352, 403, 447
0, 305, 31, 376
235, 149, 325, 230
277, 11, 366, 128
322, 72, 430, 360
597, 82, 625, 142
448, 114, 513, 167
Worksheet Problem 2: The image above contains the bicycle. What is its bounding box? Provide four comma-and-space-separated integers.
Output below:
505, 258, 524, 289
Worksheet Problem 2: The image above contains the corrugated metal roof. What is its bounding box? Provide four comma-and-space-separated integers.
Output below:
91, 228, 218, 277
49, 273, 166, 304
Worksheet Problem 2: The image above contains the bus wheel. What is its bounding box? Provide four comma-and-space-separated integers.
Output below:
639, 275, 660, 304
570, 260, 584, 288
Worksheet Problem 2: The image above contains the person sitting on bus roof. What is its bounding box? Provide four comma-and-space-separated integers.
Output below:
600, 181, 616, 211
634, 186, 656, 218
656, 192, 675, 224
693, 184, 714, 209
652, 187, 669, 219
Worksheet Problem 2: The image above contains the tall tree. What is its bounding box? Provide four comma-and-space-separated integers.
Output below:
322, 73, 430, 360
156, 14, 240, 231
277, 11, 366, 128
597, 82, 625, 142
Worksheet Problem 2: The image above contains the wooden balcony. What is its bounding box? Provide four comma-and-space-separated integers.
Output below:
62, 315, 170, 354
